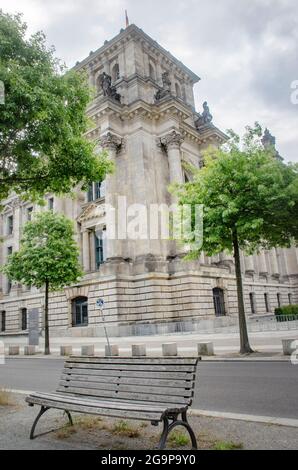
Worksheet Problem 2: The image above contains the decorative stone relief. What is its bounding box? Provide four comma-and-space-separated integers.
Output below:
100, 132, 123, 153
159, 130, 184, 151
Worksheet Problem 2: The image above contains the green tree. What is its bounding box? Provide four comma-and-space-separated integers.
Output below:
175, 124, 298, 354
1, 211, 83, 354
0, 11, 113, 202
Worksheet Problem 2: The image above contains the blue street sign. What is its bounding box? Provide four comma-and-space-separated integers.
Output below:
96, 298, 105, 309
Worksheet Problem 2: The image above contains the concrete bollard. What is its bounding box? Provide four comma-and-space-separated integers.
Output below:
81, 345, 95, 356
162, 343, 177, 357
282, 339, 297, 356
24, 345, 36, 356
8, 345, 20, 356
197, 342, 214, 356
105, 344, 119, 357
131, 344, 146, 357
60, 345, 73, 356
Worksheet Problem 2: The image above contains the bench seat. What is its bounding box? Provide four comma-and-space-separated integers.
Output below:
26, 391, 187, 422
26, 357, 199, 449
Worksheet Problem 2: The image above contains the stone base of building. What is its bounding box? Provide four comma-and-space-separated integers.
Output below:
1, 257, 297, 337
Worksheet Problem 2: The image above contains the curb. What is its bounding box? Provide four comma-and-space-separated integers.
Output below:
189, 409, 298, 428
6, 390, 298, 429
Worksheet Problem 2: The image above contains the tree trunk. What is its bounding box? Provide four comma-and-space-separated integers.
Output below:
44, 280, 50, 355
232, 229, 254, 354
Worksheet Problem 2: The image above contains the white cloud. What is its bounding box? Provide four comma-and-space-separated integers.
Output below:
2, 0, 297, 161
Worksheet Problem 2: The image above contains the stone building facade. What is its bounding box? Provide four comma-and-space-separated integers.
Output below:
0, 25, 297, 337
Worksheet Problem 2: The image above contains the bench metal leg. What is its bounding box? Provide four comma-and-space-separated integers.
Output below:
29, 407, 73, 439
157, 412, 197, 450
64, 410, 73, 426
30, 406, 50, 439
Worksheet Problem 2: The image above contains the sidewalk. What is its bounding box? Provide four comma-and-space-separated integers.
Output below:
2, 329, 298, 357
0, 393, 297, 450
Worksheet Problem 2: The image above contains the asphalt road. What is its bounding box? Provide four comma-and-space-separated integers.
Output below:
1, 358, 297, 420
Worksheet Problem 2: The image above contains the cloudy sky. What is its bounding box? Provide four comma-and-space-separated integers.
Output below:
2, 0, 298, 161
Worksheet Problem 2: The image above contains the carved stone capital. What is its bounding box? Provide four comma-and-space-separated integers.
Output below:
160, 130, 184, 151
100, 132, 122, 152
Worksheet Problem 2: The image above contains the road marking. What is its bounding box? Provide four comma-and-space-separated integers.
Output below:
190, 409, 298, 428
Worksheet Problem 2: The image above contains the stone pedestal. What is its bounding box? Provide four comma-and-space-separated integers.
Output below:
81, 345, 94, 356
60, 345, 73, 356
8, 345, 20, 355
24, 345, 36, 356
105, 344, 119, 356
197, 342, 214, 356
282, 339, 297, 356
131, 344, 146, 357
162, 343, 177, 356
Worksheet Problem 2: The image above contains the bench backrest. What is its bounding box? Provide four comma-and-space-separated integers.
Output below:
57, 357, 199, 407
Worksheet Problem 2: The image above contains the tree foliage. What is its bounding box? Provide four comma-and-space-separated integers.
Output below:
175, 123, 298, 353
177, 124, 298, 257
1, 210, 83, 289
0, 11, 113, 201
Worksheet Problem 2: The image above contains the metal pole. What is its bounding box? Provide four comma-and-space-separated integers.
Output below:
100, 306, 111, 356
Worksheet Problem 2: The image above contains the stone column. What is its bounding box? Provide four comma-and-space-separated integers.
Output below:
258, 251, 268, 275
100, 132, 123, 261
82, 231, 90, 272
245, 255, 255, 274
160, 130, 184, 186
270, 248, 280, 277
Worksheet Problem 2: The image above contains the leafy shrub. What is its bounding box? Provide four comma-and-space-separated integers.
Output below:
275, 305, 298, 322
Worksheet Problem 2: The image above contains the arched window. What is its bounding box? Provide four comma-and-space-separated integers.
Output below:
72, 297, 88, 327
213, 288, 226, 317
149, 63, 156, 80
112, 63, 120, 82
175, 82, 182, 99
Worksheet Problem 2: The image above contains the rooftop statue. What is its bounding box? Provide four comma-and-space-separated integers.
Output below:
155, 72, 172, 102
261, 128, 283, 161
195, 101, 213, 129
98, 72, 121, 103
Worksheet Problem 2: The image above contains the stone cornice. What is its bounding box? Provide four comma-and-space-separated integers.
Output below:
73, 24, 200, 84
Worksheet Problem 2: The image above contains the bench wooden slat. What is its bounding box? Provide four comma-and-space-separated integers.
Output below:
59, 379, 193, 397
62, 367, 194, 381
26, 395, 164, 421
60, 373, 193, 389
65, 362, 196, 373
27, 392, 170, 412
66, 356, 199, 367
56, 385, 191, 405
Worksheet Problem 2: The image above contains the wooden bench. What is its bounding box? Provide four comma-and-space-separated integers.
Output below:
26, 356, 199, 449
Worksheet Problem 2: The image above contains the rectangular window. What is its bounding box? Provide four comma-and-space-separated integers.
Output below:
94, 229, 106, 269
1, 311, 6, 332
87, 183, 93, 202
48, 197, 54, 210
264, 293, 270, 313
249, 293, 256, 314
94, 182, 102, 200
7, 215, 13, 235
7, 246, 13, 257
27, 207, 33, 221
21, 308, 27, 331
288, 293, 292, 305
277, 293, 281, 308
